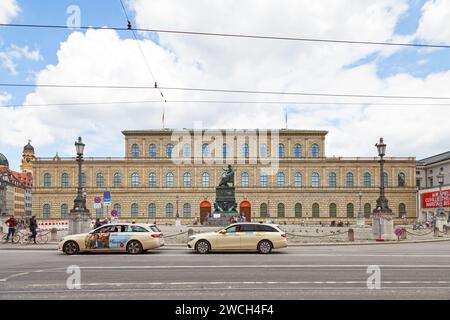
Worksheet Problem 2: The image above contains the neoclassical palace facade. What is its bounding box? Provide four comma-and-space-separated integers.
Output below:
30, 129, 417, 224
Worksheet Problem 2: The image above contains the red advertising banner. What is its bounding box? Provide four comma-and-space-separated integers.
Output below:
421, 189, 450, 209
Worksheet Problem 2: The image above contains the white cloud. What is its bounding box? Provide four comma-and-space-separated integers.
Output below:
1, 0, 449, 161
0, 0, 19, 24
416, 0, 450, 44
0, 44, 42, 74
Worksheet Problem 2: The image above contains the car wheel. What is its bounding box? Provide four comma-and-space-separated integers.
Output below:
257, 240, 273, 254
195, 240, 211, 254
63, 241, 80, 255
127, 240, 143, 254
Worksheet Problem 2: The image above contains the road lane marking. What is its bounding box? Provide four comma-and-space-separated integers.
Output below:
1, 286, 450, 295
72, 264, 450, 269
0, 272, 29, 282
25, 280, 450, 287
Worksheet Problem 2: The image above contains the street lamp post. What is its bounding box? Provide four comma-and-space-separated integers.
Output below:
372, 138, 394, 241
435, 173, 447, 232
0, 172, 9, 217
357, 191, 364, 227
69, 137, 91, 234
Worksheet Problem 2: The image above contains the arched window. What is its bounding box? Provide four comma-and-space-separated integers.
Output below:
148, 172, 156, 187
364, 203, 371, 218
61, 173, 69, 188
383, 172, 388, 187
346, 203, 354, 218
398, 172, 406, 187
81, 172, 87, 187
241, 172, 249, 187
96, 172, 105, 188
242, 143, 249, 159
328, 172, 337, 187
329, 203, 337, 218
311, 144, 319, 158
294, 144, 302, 158
183, 203, 191, 217
278, 144, 285, 158
166, 203, 174, 217
131, 172, 139, 188
148, 203, 156, 218
260, 203, 268, 217
183, 172, 192, 187
202, 144, 210, 158
131, 144, 139, 158
202, 172, 210, 187
312, 203, 320, 218
294, 172, 302, 187
346, 172, 354, 188
277, 203, 285, 218
259, 144, 267, 158
61, 204, 68, 219
260, 172, 268, 187
277, 172, 285, 187
363, 172, 371, 187
113, 172, 121, 188
131, 203, 139, 218
398, 203, 406, 218
149, 144, 157, 158
96, 207, 103, 218
295, 203, 302, 217
43, 204, 50, 219
113, 203, 121, 216
44, 173, 51, 188
312, 172, 320, 187
166, 144, 174, 159
183, 143, 191, 158
222, 143, 229, 159
166, 172, 174, 187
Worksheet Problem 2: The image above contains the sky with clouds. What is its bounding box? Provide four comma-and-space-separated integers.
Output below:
0, 0, 450, 170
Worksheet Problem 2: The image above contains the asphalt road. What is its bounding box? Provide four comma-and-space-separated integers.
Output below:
0, 242, 449, 300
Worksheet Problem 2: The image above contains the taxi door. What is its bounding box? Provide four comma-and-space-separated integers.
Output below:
108, 225, 131, 251
216, 225, 242, 250
85, 225, 116, 251
239, 224, 260, 249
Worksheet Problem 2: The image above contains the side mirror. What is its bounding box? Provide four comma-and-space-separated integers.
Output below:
219, 230, 226, 234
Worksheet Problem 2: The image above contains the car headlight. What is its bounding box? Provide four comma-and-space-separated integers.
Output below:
188, 236, 197, 241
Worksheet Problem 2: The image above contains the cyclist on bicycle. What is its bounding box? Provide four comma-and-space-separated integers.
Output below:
29, 216, 37, 244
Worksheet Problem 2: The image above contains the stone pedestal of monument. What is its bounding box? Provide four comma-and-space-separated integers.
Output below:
372, 210, 395, 241
69, 208, 91, 235
435, 213, 447, 234
207, 186, 238, 226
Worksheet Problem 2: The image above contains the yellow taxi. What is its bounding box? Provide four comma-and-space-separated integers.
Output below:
59, 223, 164, 255
187, 222, 287, 254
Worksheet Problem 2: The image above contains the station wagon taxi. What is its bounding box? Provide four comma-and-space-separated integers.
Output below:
187, 222, 287, 254
59, 223, 164, 255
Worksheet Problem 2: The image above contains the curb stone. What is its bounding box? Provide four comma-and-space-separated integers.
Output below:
1, 237, 449, 250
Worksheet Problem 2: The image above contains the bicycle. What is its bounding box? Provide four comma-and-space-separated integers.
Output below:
2, 229, 21, 243
24, 229, 50, 244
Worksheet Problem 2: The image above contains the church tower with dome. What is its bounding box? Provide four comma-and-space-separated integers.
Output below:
20, 140, 35, 174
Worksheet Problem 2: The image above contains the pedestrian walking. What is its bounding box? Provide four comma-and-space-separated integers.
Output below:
93, 218, 101, 229
29, 215, 37, 244
5, 215, 18, 243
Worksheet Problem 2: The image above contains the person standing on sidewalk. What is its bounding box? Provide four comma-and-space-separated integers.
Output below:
5, 215, 18, 243
29, 216, 37, 244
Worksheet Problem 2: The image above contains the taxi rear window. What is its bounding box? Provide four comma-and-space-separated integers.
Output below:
256, 225, 277, 232
149, 225, 161, 233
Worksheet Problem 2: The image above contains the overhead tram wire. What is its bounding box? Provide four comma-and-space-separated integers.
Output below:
2, 100, 450, 109
1, 23, 450, 49
2, 83, 450, 100
118, 0, 166, 103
